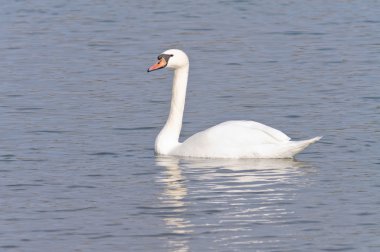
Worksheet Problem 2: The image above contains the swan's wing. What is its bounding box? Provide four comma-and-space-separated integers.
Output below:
192, 120, 290, 143
173, 120, 291, 158
217, 120, 291, 142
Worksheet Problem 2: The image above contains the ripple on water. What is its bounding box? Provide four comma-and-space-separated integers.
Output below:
89, 152, 118, 156
112, 126, 157, 131
15, 107, 43, 111
29, 130, 71, 134
0, 154, 16, 162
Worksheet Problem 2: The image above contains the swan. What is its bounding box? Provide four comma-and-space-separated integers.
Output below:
147, 49, 321, 158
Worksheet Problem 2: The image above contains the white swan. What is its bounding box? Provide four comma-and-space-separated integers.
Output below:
148, 49, 321, 159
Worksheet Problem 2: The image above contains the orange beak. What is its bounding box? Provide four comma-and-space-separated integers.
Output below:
147, 58, 167, 72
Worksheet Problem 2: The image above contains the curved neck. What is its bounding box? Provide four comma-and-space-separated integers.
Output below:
155, 65, 189, 155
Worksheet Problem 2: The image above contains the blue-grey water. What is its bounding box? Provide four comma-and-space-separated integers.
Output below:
1, 1, 380, 251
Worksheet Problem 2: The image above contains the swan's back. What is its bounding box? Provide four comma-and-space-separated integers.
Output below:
171, 120, 320, 158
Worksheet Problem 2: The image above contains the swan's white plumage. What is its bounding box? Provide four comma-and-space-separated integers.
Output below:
148, 49, 321, 159
172, 121, 320, 158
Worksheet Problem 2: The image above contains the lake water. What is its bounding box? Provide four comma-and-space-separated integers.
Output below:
1, 0, 380, 251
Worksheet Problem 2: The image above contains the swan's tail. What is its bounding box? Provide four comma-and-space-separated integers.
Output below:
287, 136, 322, 158
253, 136, 322, 158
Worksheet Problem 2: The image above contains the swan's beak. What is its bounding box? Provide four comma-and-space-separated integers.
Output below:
147, 58, 167, 72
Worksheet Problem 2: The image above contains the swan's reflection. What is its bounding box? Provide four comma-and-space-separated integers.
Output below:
156, 157, 191, 231
155, 156, 192, 252
155, 156, 316, 250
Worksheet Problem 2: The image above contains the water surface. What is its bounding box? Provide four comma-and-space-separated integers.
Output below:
1, 0, 380, 251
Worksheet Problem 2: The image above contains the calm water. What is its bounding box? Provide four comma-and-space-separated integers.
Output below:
1, 1, 380, 251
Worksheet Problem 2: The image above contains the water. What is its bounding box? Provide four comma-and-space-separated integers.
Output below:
1, 0, 380, 251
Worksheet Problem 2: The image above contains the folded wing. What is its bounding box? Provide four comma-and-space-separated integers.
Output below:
172, 120, 294, 158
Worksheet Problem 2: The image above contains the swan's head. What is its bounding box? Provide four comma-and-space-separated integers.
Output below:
147, 49, 189, 72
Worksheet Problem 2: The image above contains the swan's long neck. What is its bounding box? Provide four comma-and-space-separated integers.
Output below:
155, 65, 189, 155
